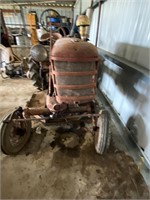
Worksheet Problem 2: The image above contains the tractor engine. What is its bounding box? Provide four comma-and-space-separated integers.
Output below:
46, 37, 100, 112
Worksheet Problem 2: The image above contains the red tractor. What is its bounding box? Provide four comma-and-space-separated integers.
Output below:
0, 14, 111, 155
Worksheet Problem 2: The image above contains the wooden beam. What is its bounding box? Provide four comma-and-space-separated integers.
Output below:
2, 9, 20, 13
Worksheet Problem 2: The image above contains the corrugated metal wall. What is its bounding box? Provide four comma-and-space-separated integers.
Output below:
1, 5, 23, 28
4, 13, 23, 28
81, 0, 92, 13
74, 0, 81, 17
1, 5, 73, 28
98, 0, 150, 70
23, 7, 73, 21
74, 0, 92, 17
89, 6, 98, 45
88, 0, 150, 163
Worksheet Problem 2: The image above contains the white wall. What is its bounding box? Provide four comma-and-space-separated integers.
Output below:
97, 0, 150, 70
74, 0, 92, 17
89, 0, 150, 163
81, 0, 92, 13
89, 6, 99, 45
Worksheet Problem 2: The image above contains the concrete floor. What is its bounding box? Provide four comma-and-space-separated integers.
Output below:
0, 77, 149, 199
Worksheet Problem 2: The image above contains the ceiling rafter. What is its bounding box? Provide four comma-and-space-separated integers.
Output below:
0, 0, 76, 5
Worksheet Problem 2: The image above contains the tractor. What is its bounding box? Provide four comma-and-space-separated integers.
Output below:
0, 14, 111, 155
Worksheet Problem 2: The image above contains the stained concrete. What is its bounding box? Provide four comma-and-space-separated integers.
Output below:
0, 77, 149, 199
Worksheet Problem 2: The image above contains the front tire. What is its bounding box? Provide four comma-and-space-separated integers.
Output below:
0, 109, 31, 155
94, 109, 111, 154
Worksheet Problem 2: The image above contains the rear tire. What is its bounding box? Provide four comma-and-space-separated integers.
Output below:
27, 58, 42, 89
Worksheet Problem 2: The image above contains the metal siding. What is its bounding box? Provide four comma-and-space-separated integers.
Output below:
93, 0, 150, 164
98, 58, 150, 164
81, 0, 92, 13
2, 6, 73, 28
3, 13, 23, 28
24, 7, 73, 19
89, 6, 99, 45
74, 0, 81, 17
97, 0, 150, 70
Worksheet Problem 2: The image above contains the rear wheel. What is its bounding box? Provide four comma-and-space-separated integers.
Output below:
27, 58, 42, 89
94, 109, 111, 154
0, 108, 31, 155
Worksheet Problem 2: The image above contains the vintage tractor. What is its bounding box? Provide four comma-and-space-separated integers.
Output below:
0, 15, 111, 155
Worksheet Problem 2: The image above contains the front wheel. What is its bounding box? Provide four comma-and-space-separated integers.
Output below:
0, 108, 31, 155
94, 109, 111, 154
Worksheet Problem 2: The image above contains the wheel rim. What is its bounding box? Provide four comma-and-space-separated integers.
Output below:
94, 109, 110, 154
1, 109, 31, 155
9, 120, 27, 147
40, 9, 61, 32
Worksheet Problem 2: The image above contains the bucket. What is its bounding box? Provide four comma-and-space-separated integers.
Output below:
37, 28, 47, 40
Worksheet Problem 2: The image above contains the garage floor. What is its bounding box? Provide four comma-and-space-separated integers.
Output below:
0, 77, 149, 199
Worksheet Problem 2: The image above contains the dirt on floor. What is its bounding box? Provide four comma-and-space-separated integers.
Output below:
0, 77, 149, 199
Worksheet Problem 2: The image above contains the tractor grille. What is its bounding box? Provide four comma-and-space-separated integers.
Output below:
52, 61, 97, 104
50, 38, 100, 104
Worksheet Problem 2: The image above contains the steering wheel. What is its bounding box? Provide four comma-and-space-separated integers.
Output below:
40, 9, 62, 32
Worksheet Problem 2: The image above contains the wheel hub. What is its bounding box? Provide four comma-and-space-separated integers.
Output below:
0, 108, 31, 155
